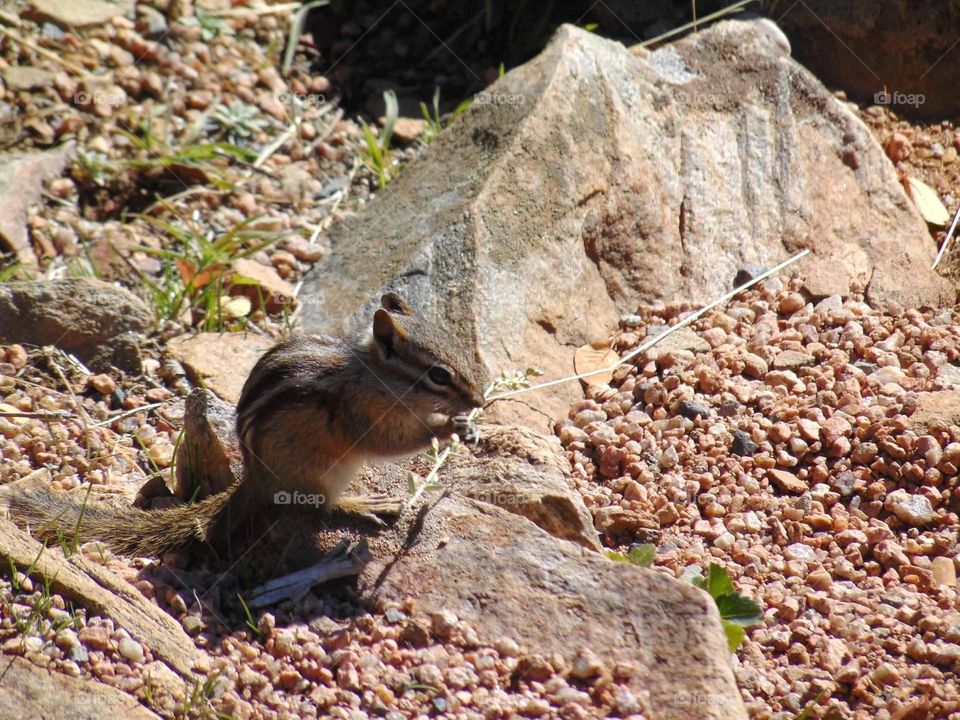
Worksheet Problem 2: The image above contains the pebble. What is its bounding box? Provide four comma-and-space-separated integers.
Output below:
677, 398, 710, 419
569, 648, 605, 681
931, 557, 957, 588
778, 292, 805, 314
118, 636, 144, 663
784, 543, 816, 562
743, 353, 768, 379
885, 132, 912, 161
731, 430, 758, 456
768, 469, 807, 495
884, 490, 936, 526
88, 374, 116, 395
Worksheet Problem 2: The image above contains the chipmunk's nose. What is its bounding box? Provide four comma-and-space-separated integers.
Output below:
469, 390, 485, 408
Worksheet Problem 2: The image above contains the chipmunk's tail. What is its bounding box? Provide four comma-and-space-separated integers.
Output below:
4, 482, 246, 557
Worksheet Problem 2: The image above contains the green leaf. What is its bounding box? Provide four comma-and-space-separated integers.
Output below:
453, 97, 473, 117
626, 543, 656, 567
715, 593, 762, 627
688, 564, 762, 652
692, 563, 735, 599
721, 621, 746, 652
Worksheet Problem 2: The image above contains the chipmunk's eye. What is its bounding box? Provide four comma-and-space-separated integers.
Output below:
427, 365, 454, 386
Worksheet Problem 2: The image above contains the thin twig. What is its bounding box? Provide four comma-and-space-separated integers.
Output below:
208, 2, 302, 18
932, 203, 960, 269
0, 26, 90, 77
487, 249, 811, 402
45, 348, 95, 454
93, 402, 166, 428
0, 411, 73, 420
0, 8, 21, 26
640, 0, 756, 47
254, 120, 299, 169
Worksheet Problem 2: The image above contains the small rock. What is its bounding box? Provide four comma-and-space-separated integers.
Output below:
2, 66, 55, 92
430, 610, 459, 641
807, 570, 832, 590
677, 398, 710, 419
118, 636, 144, 664
784, 543, 816, 562
284, 237, 325, 263
742, 353, 768, 379
870, 661, 901, 686
88, 373, 116, 395
399, 619, 431, 648
181, 616, 205, 636
4, 345, 28, 369
78, 626, 110, 651
731, 430, 758, 456
773, 350, 816, 370
513, 654, 555, 683
166, 333, 275, 405
569, 647, 605, 681
778, 292, 805, 314
932, 557, 957, 588
884, 490, 936, 526
885, 132, 912, 162
390, 117, 427, 144
230, 258, 296, 314
27, 0, 135, 29
768, 469, 807, 495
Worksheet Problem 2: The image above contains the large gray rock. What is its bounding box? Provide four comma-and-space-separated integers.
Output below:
27, 0, 134, 29
300, 20, 951, 429
0, 518, 202, 678
332, 497, 747, 720
0, 279, 152, 371
0, 657, 162, 720
166, 332, 275, 404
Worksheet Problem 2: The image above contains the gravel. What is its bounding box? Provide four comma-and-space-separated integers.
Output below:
556, 281, 960, 719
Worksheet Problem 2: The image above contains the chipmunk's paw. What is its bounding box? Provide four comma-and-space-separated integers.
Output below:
453, 414, 480, 445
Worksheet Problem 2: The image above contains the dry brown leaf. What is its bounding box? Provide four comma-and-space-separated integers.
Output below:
176, 259, 226, 289
904, 176, 950, 226
574, 344, 620, 385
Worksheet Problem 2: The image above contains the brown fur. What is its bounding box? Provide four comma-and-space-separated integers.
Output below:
5, 294, 489, 558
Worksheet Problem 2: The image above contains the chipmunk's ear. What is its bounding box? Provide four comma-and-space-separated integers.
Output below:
381, 292, 414, 316
373, 308, 406, 356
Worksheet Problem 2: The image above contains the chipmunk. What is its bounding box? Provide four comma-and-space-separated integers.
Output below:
6, 293, 489, 557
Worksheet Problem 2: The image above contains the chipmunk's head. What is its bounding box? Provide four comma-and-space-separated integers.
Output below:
369, 292, 489, 421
